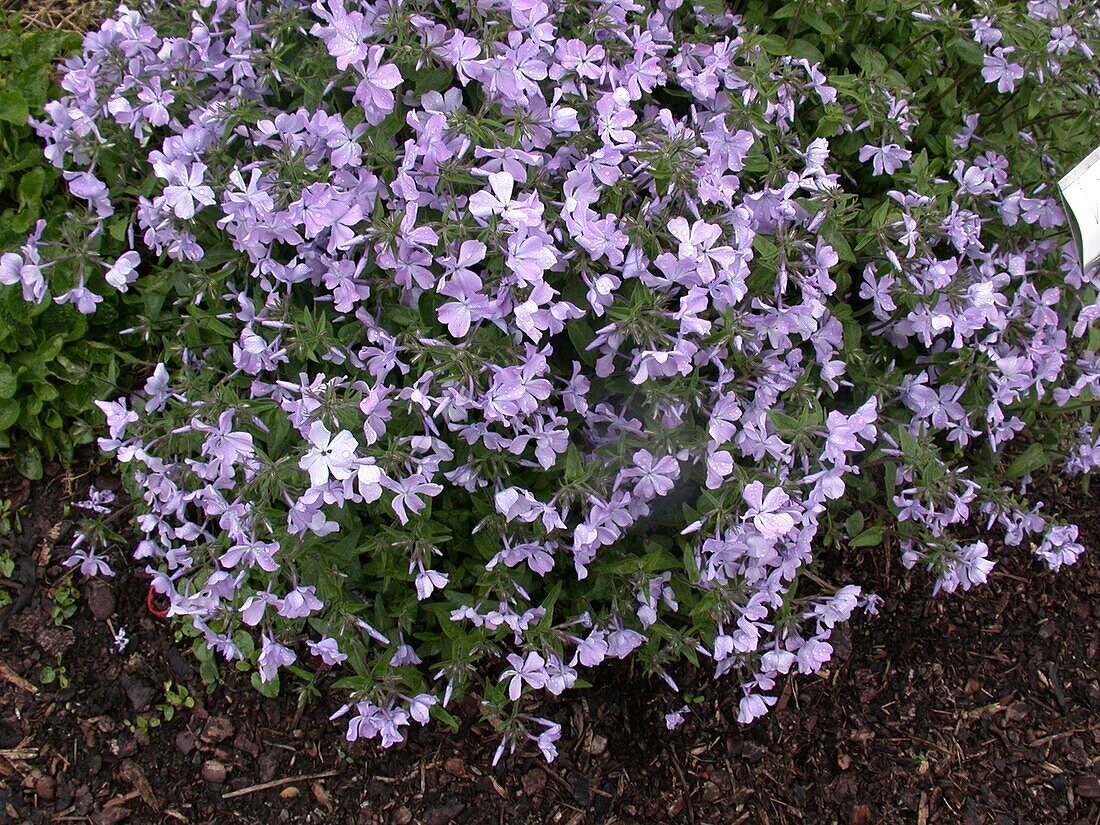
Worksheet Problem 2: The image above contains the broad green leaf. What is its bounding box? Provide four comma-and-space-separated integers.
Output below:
1007, 443, 1051, 480
0, 91, 28, 124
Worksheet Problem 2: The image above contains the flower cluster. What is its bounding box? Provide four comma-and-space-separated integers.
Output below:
18, 0, 1100, 761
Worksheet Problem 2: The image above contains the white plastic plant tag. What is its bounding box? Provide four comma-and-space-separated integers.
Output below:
1058, 143, 1100, 272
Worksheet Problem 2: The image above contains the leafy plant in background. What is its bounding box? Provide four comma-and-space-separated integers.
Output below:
11, 0, 1100, 763
0, 15, 136, 478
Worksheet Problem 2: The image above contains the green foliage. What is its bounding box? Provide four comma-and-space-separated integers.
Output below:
39, 656, 69, 688
0, 19, 77, 243
48, 580, 78, 626
125, 681, 196, 732
0, 16, 138, 477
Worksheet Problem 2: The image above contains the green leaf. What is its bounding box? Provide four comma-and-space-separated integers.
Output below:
564, 443, 585, 481
17, 167, 45, 210
430, 703, 461, 732
0, 367, 15, 399
413, 66, 453, 94
845, 511, 865, 537
566, 318, 597, 364
954, 37, 985, 68
850, 526, 884, 548
0, 91, 28, 125
0, 398, 18, 430
251, 672, 281, 698
15, 446, 42, 480
1006, 443, 1051, 480
697, 0, 726, 15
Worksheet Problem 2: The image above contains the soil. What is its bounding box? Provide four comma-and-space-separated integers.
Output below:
0, 460, 1097, 825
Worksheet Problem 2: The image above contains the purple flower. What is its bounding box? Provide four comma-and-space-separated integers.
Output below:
667, 217, 737, 281
312, 2, 373, 71
469, 171, 523, 223
408, 693, 437, 724
531, 719, 561, 762
257, 636, 296, 683
104, 251, 140, 291
795, 636, 833, 674
64, 546, 115, 577
0, 251, 46, 303
858, 143, 912, 177
353, 47, 402, 125
220, 537, 279, 572
1035, 525, 1084, 571
606, 623, 644, 658
981, 48, 1025, 93
162, 162, 215, 220
743, 481, 795, 539
63, 171, 113, 217
279, 585, 324, 618
388, 474, 443, 525
500, 652, 547, 700
573, 630, 608, 667
623, 450, 680, 499
26, 0, 1099, 760
664, 706, 689, 730
194, 410, 255, 471
738, 692, 776, 724
437, 281, 489, 338
307, 637, 348, 666
414, 567, 449, 600
54, 282, 103, 314
137, 77, 174, 126
300, 422, 359, 487
95, 398, 137, 439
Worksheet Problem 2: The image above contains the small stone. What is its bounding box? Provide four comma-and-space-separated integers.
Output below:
257, 752, 278, 783
164, 647, 195, 681
279, 786, 299, 799
443, 757, 467, 778
34, 773, 56, 801
850, 804, 871, 825
121, 678, 157, 714
838, 752, 852, 770
392, 807, 413, 825
584, 733, 608, 756
175, 731, 195, 755
234, 732, 260, 758
201, 760, 227, 784
85, 580, 116, 621
201, 717, 235, 745
964, 678, 982, 696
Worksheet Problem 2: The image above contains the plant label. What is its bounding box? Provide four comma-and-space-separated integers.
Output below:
1058, 143, 1100, 272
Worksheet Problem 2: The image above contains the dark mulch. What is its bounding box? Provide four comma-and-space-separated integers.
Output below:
0, 461, 1097, 825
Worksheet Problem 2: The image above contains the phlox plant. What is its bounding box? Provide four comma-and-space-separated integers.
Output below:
5, 0, 1099, 762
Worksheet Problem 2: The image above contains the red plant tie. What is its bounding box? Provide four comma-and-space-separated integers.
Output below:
146, 584, 169, 618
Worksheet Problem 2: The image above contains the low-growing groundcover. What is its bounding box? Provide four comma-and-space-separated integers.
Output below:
5, 0, 1100, 762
